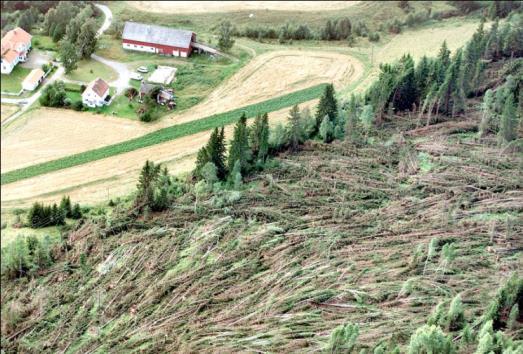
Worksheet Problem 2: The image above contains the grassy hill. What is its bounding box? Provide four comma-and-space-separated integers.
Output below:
2, 97, 521, 352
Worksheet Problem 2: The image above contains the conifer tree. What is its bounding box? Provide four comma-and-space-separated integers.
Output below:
438, 40, 451, 69
228, 113, 251, 174
258, 113, 270, 162
319, 116, 334, 143
415, 55, 431, 99
195, 127, 227, 180
463, 22, 486, 96
498, 93, 517, 144
484, 19, 501, 61
436, 49, 466, 117
479, 89, 495, 138
288, 105, 303, 151
315, 84, 338, 128
250, 114, 264, 156
60, 196, 72, 218
344, 95, 360, 144
392, 54, 417, 111
136, 160, 161, 207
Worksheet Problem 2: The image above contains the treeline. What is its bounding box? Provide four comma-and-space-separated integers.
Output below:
1, 0, 58, 32
27, 196, 82, 228
360, 14, 522, 146
238, 17, 380, 44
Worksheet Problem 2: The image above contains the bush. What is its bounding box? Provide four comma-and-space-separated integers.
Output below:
39, 81, 67, 107
139, 111, 153, 122
72, 100, 83, 111
369, 32, 380, 42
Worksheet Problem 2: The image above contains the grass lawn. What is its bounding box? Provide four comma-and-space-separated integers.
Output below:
0, 210, 61, 248
32, 34, 58, 51
65, 59, 118, 83
1, 66, 31, 93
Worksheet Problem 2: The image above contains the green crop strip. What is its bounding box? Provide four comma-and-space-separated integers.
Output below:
1, 83, 327, 185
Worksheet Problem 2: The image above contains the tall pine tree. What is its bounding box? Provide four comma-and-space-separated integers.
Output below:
498, 93, 517, 144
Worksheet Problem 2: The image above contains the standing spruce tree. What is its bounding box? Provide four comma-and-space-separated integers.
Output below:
228, 113, 251, 174
415, 55, 431, 99
315, 84, 338, 128
195, 127, 227, 180
250, 113, 269, 162
288, 105, 303, 151
344, 95, 359, 144
392, 54, 417, 111
498, 93, 518, 145
436, 49, 466, 117
136, 160, 161, 207
462, 22, 487, 96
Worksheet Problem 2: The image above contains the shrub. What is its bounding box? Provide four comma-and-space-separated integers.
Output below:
72, 100, 83, 111
39, 81, 67, 107
447, 294, 465, 331
1, 235, 55, 279
369, 32, 380, 42
139, 111, 153, 122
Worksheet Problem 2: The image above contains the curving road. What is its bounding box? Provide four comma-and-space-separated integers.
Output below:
1, 4, 125, 126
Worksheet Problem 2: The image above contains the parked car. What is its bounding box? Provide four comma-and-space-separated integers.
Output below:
130, 72, 143, 81
137, 66, 148, 73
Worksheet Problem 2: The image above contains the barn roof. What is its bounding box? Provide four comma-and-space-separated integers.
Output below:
122, 22, 193, 49
23, 68, 45, 86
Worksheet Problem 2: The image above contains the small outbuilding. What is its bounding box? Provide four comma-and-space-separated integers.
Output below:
148, 66, 177, 85
22, 68, 45, 91
82, 78, 110, 108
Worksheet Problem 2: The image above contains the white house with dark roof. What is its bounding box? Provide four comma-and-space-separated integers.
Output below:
122, 22, 196, 57
82, 78, 110, 108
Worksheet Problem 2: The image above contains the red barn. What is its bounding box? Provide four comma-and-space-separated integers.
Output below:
122, 22, 196, 58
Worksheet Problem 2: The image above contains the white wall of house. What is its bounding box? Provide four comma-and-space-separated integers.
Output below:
82, 89, 109, 108
1, 59, 16, 74
22, 80, 38, 91
122, 42, 157, 53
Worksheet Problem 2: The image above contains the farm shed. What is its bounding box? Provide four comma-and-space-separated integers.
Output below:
148, 66, 177, 85
122, 22, 195, 57
22, 68, 45, 91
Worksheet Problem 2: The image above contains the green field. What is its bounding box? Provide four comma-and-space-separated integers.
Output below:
1, 83, 328, 185
0, 66, 31, 93
64, 59, 118, 83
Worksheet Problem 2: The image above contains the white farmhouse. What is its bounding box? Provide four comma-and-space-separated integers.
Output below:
82, 78, 110, 108
1, 27, 32, 74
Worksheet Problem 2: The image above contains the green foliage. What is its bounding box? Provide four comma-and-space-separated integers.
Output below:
447, 294, 465, 331
439, 242, 457, 273
1, 235, 55, 279
230, 160, 243, 190
428, 302, 447, 327
201, 162, 218, 187
319, 115, 334, 143
407, 325, 455, 354
218, 21, 235, 52
498, 93, 518, 145
59, 40, 78, 74
195, 127, 227, 180
269, 123, 289, 151
359, 104, 375, 131
344, 95, 360, 144
479, 89, 496, 138
27, 202, 65, 228
2, 84, 328, 185
250, 113, 270, 163
39, 81, 67, 107
59, 196, 72, 218
228, 114, 251, 175
327, 322, 360, 353
76, 18, 98, 59
288, 105, 304, 151
482, 273, 522, 330
315, 84, 338, 128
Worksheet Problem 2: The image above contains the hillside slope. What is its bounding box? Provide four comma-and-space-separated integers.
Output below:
2, 107, 522, 352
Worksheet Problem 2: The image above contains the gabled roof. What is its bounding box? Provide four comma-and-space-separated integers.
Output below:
84, 78, 109, 98
22, 68, 45, 86
1, 27, 31, 53
1, 48, 18, 64
123, 22, 193, 49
